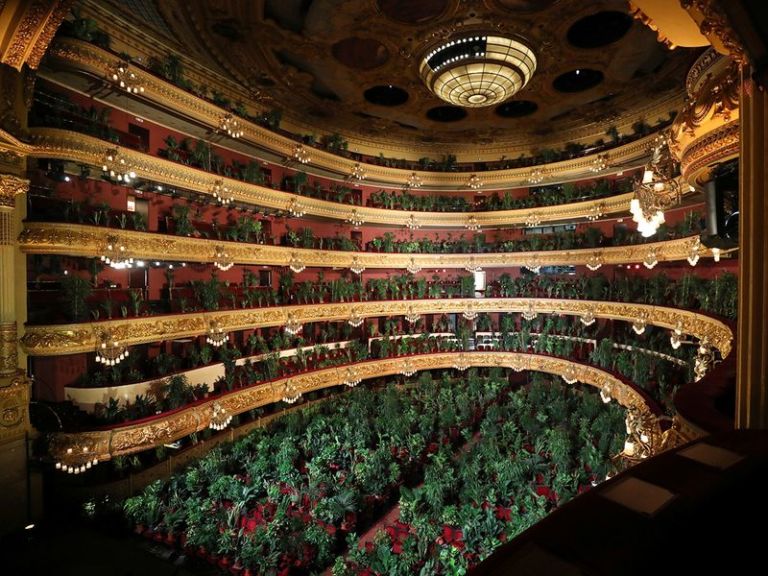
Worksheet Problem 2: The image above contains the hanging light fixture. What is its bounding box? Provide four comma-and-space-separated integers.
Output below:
600, 383, 613, 404
288, 253, 306, 274
521, 302, 537, 321
405, 214, 421, 230
213, 245, 234, 271
580, 309, 596, 326
525, 211, 542, 227
643, 248, 658, 270
632, 316, 648, 335
670, 332, 682, 350
109, 61, 144, 94
101, 148, 136, 183
209, 401, 232, 431
293, 144, 311, 165
523, 258, 541, 274
100, 236, 134, 269
346, 209, 364, 228
206, 321, 228, 347
694, 338, 713, 381
282, 380, 302, 404
348, 308, 364, 328
630, 131, 680, 238
420, 34, 536, 108
284, 314, 302, 335
462, 306, 478, 321
349, 256, 365, 275
467, 174, 483, 190
510, 356, 526, 372
349, 163, 367, 184
405, 172, 422, 190
465, 215, 481, 232
95, 331, 128, 366
687, 237, 701, 266
586, 203, 605, 222
400, 359, 416, 377
55, 446, 99, 475
586, 253, 603, 271
464, 258, 482, 273
561, 364, 579, 384
343, 367, 361, 388
527, 168, 545, 185
219, 113, 243, 138
211, 179, 233, 205
287, 197, 307, 218
404, 306, 421, 324
453, 354, 470, 371
406, 258, 422, 274
590, 154, 609, 173
711, 247, 721, 262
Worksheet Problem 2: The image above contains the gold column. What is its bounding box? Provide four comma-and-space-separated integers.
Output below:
736, 70, 768, 429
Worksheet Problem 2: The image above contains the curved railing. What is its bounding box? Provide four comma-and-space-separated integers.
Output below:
18, 221, 711, 270
44, 37, 670, 185
21, 298, 734, 358
47, 351, 659, 466
23, 127, 638, 227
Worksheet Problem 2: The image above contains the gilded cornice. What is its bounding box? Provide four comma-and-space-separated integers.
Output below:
19, 222, 712, 270
47, 351, 654, 463
21, 298, 734, 359
0, 173, 29, 208
27, 127, 637, 227
0, 0, 73, 71
43, 38, 661, 187
0, 374, 31, 443
680, 0, 748, 66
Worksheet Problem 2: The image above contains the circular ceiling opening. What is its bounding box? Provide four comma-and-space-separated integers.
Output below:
553, 69, 604, 93
332, 37, 390, 70
378, 0, 449, 24
493, 0, 557, 12
567, 11, 634, 48
495, 100, 538, 118
364, 85, 409, 106
426, 106, 468, 122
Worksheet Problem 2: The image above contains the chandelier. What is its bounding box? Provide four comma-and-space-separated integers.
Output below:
405, 214, 421, 230
510, 356, 526, 372
219, 113, 243, 139
561, 364, 579, 384
586, 203, 605, 222
453, 354, 470, 371
467, 174, 483, 190
521, 302, 537, 321
580, 309, 596, 326
282, 380, 302, 404
643, 248, 658, 270
349, 163, 367, 184
694, 338, 713, 381
586, 253, 603, 271
420, 34, 536, 108
406, 258, 421, 274
465, 215, 481, 232
284, 314, 302, 335
102, 148, 136, 183
288, 253, 306, 274
590, 154, 609, 173
206, 321, 228, 347
622, 407, 655, 460
288, 197, 306, 218
348, 309, 364, 328
343, 367, 361, 388
213, 245, 234, 271
631, 132, 680, 238
101, 236, 134, 269
525, 212, 541, 227
523, 257, 541, 274
209, 401, 232, 431
600, 383, 613, 404
346, 209, 364, 228
405, 172, 422, 190
400, 359, 417, 377
349, 256, 365, 275
670, 319, 684, 351
95, 331, 128, 366
464, 258, 482, 273
527, 168, 545, 185
293, 144, 311, 165
211, 179, 233, 205
55, 446, 99, 475
687, 237, 701, 266
109, 61, 144, 94
462, 306, 478, 321
632, 314, 649, 335
404, 307, 421, 324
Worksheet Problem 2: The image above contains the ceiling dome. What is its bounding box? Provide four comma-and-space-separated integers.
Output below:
419, 34, 537, 108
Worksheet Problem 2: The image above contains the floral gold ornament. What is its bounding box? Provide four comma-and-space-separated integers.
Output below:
109, 61, 144, 94
101, 148, 136, 183
292, 144, 310, 164
213, 245, 234, 271
211, 179, 233, 205
95, 331, 128, 366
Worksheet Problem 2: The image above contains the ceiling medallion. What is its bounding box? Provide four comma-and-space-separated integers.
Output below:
420, 34, 537, 108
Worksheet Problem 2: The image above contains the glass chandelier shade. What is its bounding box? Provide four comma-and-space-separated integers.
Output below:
420, 35, 536, 108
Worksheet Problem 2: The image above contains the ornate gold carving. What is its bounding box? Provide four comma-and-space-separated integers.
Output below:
0, 1, 73, 70
0, 322, 18, 378
0, 374, 29, 442
628, 2, 678, 49
0, 173, 28, 208
22, 298, 734, 359
680, 0, 748, 65
680, 121, 740, 183
47, 352, 657, 462
19, 221, 712, 270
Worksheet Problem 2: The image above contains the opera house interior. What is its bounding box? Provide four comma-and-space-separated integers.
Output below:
0, 0, 767, 574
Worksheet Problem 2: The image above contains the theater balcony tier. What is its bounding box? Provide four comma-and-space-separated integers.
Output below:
18, 222, 713, 270
21, 298, 734, 358
47, 352, 659, 465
